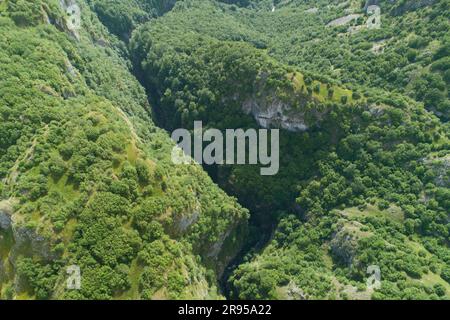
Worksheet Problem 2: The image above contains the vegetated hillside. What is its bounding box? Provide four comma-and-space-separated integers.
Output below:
127, 0, 449, 299
0, 0, 448, 301
133, 0, 450, 120
87, 0, 177, 40
229, 0, 450, 120
0, 0, 248, 300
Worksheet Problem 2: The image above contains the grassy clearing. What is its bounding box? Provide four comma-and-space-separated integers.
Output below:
340, 204, 405, 223
289, 72, 355, 105
49, 174, 79, 200
0, 1, 7, 12
61, 218, 77, 245
420, 272, 450, 294
126, 143, 140, 165
115, 258, 144, 300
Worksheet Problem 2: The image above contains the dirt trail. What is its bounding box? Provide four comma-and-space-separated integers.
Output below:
116, 107, 142, 144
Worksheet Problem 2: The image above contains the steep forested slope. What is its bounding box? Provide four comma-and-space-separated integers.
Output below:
127, 0, 449, 299
0, 0, 248, 300
87, 0, 177, 40
0, 0, 448, 301
233, 0, 450, 121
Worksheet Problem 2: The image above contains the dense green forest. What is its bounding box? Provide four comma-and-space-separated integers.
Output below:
0, 0, 449, 300
128, 0, 449, 300
0, 0, 248, 299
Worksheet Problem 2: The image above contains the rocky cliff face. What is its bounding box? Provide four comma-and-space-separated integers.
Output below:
1, 202, 55, 262
242, 97, 313, 132
10, 226, 57, 262
239, 76, 326, 133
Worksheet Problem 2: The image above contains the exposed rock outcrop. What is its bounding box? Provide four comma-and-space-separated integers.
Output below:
285, 281, 308, 300
207, 229, 232, 260
206, 221, 247, 277
177, 210, 200, 234
0, 200, 56, 265
242, 96, 321, 132
10, 225, 56, 262
330, 221, 372, 267
327, 14, 362, 27
58, 0, 81, 40
424, 155, 450, 188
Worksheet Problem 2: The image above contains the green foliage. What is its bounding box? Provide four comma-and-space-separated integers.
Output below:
0, 0, 247, 300
16, 258, 61, 300
88, 0, 177, 39
128, 0, 449, 300
0, 0, 448, 301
